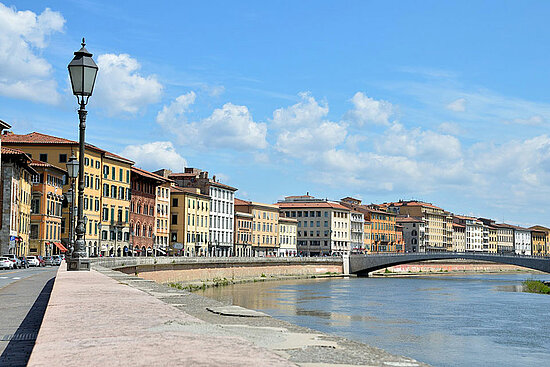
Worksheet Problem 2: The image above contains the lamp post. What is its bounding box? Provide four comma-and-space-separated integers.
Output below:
67, 38, 98, 271
66, 154, 78, 257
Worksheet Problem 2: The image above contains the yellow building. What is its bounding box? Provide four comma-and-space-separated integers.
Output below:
529, 225, 549, 257
0, 147, 35, 256
29, 160, 66, 256
2, 132, 134, 257
383, 201, 453, 252
235, 199, 280, 257
234, 211, 253, 257
169, 187, 210, 256
99, 150, 133, 256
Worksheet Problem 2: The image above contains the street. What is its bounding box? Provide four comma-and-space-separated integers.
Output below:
0, 266, 58, 367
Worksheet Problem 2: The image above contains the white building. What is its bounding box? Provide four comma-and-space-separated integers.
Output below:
453, 215, 484, 252
168, 168, 237, 256
278, 217, 297, 257
277, 195, 350, 256
510, 225, 532, 255
350, 211, 364, 253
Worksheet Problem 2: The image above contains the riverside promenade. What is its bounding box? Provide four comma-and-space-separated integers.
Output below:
27, 261, 429, 367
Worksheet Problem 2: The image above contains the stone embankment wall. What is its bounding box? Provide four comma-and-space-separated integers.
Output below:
378, 260, 534, 274
91, 257, 343, 284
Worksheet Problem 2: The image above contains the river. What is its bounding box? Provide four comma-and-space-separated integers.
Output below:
201, 273, 550, 367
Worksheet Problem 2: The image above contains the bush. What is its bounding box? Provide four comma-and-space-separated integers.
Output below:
523, 280, 550, 294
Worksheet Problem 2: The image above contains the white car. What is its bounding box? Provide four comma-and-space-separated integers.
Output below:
2, 254, 21, 269
0, 257, 13, 270
26, 256, 40, 267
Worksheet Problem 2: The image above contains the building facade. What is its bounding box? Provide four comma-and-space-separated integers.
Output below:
130, 167, 169, 256
453, 215, 484, 252
529, 226, 549, 257
278, 216, 297, 257
234, 211, 253, 257
494, 224, 514, 254
0, 147, 35, 256
350, 210, 364, 253
384, 201, 453, 252
29, 160, 66, 257
510, 225, 532, 255
235, 199, 280, 257
452, 223, 465, 252
277, 195, 350, 256
2, 132, 135, 257
398, 216, 425, 253
168, 168, 237, 256
169, 187, 210, 256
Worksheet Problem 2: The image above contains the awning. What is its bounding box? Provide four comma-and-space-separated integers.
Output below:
54, 242, 68, 252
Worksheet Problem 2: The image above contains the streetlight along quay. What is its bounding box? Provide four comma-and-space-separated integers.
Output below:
65, 154, 78, 256
67, 38, 98, 271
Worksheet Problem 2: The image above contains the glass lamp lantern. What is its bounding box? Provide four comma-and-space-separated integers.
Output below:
68, 38, 98, 98
66, 154, 79, 179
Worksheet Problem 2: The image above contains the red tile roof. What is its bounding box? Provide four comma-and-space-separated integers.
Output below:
131, 167, 171, 183
234, 198, 251, 206
1, 146, 30, 156
381, 200, 443, 210
2, 132, 78, 144
30, 159, 67, 173
2, 132, 134, 165
396, 216, 423, 223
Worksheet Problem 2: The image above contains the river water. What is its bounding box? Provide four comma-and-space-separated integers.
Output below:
201, 273, 550, 367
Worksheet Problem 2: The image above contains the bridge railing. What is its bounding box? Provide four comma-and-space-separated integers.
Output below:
351, 252, 550, 260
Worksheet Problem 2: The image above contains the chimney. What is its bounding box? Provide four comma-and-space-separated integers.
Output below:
213, 175, 216, 182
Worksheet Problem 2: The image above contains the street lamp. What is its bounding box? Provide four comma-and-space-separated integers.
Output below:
67, 38, 98, 271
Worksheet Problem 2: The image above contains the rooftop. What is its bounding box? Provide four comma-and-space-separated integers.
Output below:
276, 201, 350, 210
131, 166, 171, 183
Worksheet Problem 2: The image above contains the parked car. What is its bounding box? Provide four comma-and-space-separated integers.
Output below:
0, 257, 13, 270
43, 256, 55, 266
52, 255, 62, 266
18, 257, 28, 268
37, 256, 45, 267
2, 254, 21, 269
26, 256, 40, 267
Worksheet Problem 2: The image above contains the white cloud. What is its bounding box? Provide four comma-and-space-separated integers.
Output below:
505, 115, 544, 126
272, 92, 328, 128
446, 98, 467, 112
120, 141, 187, 172
346, 92, 394, 125
156, 93, 267, 150
0, 4, 64, 104
94, 53, 163, 115
273, 93, 348, 159
437, 122, 462, 135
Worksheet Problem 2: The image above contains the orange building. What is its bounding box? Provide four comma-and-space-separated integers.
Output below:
341, 198, 402, 254
234, 211, 253, 256
29, 160, 67, 256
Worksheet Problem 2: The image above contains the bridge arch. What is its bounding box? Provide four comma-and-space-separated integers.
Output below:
349, 253, 550, 276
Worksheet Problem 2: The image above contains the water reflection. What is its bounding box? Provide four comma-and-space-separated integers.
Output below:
201, 273, 550, 367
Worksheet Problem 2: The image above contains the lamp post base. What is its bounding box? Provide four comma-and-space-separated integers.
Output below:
67, 258, 91, 271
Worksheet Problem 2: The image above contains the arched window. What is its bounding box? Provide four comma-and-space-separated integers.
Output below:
412, 238, 417, 244
411, 230, 417, 236
143, 225, 147, 237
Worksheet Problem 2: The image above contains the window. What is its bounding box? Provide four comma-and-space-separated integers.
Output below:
84, 157, 89, 166
103, 165, 109, 178
111, 185, 117, 199
126, 170, 129, 183
111, 167, 115, 180
31, 198, 40, 214
30, 224, 39, 239
102, 230, 108, 240
96, 161, 100, 169
103, 207, 109, 221
39, 153, 48, 162
103, 184, 109, 197
172, 198, 178, 207
119, 168, 123, 181
59, 154, 67, 163
172, 214, 178, 225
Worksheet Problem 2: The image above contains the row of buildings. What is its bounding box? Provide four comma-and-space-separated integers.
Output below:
1, 127, 549, 258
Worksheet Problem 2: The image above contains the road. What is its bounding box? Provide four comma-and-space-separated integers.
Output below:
0, 266, 58, 367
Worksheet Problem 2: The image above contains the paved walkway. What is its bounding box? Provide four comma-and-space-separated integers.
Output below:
0, 267, 57, 367
28, 265, 294, 367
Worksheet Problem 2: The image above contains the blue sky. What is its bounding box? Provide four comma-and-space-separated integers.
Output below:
2, 1, 550, 227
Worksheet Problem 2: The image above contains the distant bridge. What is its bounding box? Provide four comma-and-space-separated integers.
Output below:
349, 253, 550, 276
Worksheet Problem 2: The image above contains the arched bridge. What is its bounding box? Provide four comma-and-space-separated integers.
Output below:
349, 253, 550, 276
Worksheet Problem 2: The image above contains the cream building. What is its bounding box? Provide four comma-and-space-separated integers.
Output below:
278, 216, 297, 257
235, 199, 280, 257
277, 195, 350, 256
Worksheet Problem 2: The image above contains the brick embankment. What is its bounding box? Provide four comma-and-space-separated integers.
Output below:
29, 264, 430, 367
